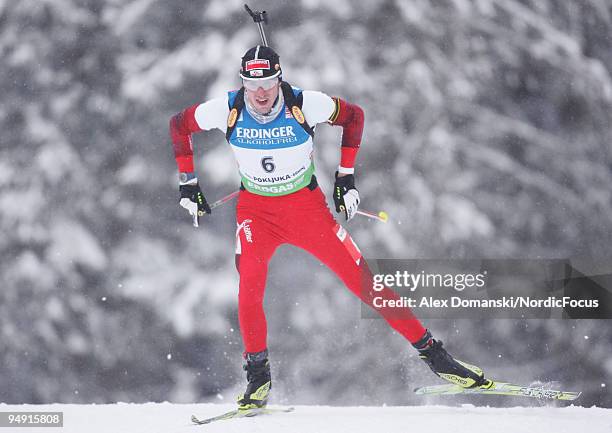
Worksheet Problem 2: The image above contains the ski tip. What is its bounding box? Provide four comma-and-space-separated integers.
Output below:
190, 406, 295, 425
191, 414, 214, 425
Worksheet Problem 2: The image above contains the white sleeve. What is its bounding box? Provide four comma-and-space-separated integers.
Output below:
193, 96, 230, 131
301, 90, 336, 125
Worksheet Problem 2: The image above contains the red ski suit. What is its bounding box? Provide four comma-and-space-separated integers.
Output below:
235, 185, 426, 353
170, 90, 426, 353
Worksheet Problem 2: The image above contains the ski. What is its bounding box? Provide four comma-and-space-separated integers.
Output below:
414, 380, 581, 401
191, 406, 295, 425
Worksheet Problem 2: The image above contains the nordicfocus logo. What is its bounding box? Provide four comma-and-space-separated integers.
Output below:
235, 126, 298, 146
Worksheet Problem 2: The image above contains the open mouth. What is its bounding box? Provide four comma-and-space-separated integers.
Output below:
255, 97, 269, 105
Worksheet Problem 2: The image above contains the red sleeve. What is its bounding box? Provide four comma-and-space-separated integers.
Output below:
328, 97, 364, 169
169, 104, 203, 173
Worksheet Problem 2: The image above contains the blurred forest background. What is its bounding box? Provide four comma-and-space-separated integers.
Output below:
1, 0, 611, 407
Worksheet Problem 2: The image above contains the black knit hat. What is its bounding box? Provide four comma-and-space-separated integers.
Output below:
240, 45, 282, 80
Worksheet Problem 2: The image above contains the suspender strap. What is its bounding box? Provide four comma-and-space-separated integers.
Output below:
226, 87, 245, 142
279, 81, 314, 137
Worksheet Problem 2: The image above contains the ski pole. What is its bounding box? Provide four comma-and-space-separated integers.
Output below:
356, 209, 389, 223
210, 190, 240, 210
192, 189, 388, 226
244, 4, 269, 46
192, 190, 240, 227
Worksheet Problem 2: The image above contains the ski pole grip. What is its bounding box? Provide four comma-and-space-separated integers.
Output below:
244, 4, 267, 24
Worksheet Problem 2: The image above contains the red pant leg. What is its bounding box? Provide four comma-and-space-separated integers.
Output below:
235, 192, 284, 353
285, 187, 427, 343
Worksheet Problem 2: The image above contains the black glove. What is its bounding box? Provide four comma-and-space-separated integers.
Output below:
333, 172, 360, 221
179, 184, 211, 227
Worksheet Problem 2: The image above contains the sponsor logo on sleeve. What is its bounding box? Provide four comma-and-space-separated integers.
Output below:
227, 108, 238, 128
291, 106, 305, 124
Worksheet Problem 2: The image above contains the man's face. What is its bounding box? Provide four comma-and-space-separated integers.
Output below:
243, 77, 280, 115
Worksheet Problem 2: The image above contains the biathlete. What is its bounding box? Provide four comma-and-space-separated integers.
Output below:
169, 45, 489, 409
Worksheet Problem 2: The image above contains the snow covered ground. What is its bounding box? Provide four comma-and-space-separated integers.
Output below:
0, 403, 610, 433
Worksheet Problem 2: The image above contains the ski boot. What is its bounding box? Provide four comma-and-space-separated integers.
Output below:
237, 349, 271, 409
413, 330, 492, 389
